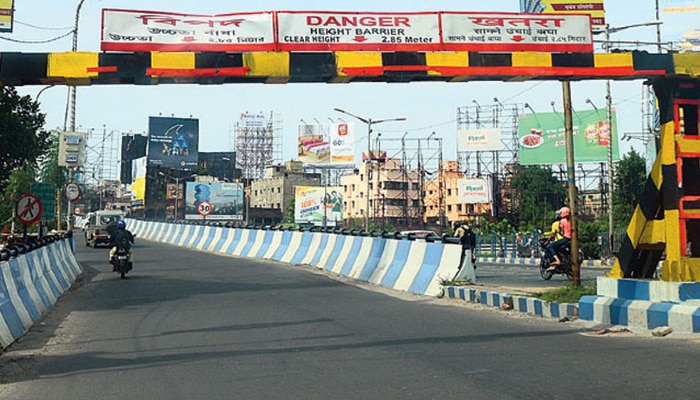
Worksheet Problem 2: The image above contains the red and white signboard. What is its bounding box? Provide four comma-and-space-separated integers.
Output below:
101, 9, 276, 52
16, 193, 42, 225
100, 9, 593, 53
441, 12, 592, 52
197, 201, 213, 217
277, 11, 442, 51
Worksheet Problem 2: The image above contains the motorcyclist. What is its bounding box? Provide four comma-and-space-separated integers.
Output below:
109, 220, 134, 271
546, 206, 571, 270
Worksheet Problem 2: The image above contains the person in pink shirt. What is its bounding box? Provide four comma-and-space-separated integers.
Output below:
547, 206, 571, 270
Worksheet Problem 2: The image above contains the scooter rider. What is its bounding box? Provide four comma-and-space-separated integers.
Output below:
546, 206, 571, 270
109, 220, 134, 271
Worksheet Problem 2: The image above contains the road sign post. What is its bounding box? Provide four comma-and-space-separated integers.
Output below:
197, 201, 212, 223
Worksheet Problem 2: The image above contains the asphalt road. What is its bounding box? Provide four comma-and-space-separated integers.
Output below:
0, 237, 698, 400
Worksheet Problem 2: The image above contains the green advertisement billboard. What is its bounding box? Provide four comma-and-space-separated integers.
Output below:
517, 109, 620, 165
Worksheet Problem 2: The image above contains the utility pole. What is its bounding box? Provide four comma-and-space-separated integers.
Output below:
562, 81, 581, 286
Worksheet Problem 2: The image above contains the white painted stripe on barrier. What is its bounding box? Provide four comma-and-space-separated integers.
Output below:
143, 222, 157, 241
248, 230, 267, 257
30, 251, 54, 307
36, 249, 58, 304
393, 241, 428, 292
592, 296, 616, 324
184, 226, 202, 248
329, 236, 355, 274
55, 241, 80, 281
347, 237, 374, 279
158, 223, 173, 243
194, 226, 212, 250
281, 231, 303, 263
220, 228, 238, 253
300, 233, 323, 265
206, 227, 224, 252
231, 229, 249, 256
0, 262, 33, 331
16, 256, 47, 316
175, 225, 192, 247
263, 231, 284, 259
316, 234, 338, 269
428, 245, 461, 296
368, 239, 398, 285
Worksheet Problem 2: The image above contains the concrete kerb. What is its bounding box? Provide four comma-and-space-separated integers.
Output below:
442, 285, 578, 320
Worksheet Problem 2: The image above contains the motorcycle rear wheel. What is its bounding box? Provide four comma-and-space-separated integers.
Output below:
540, 258, 553, 281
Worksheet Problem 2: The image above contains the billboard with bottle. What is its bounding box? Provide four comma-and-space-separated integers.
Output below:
517, 109, 620, 165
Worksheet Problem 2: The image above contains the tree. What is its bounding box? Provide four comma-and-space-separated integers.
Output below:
0, 86, 51, 192
613, 149, 647, 227
510, 165, 567, 231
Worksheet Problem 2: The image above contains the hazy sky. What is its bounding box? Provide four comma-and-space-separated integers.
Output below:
2, 0, 697, 179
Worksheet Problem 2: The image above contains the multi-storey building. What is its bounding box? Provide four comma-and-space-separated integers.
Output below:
250, 161, 321, 210
424, 161, 491, 228
340, 158, 422, 230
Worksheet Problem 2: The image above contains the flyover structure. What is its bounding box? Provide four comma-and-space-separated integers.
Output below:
1, 49, 699, 282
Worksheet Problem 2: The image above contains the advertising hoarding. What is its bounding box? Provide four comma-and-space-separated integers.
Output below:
184, 182, 244, 220
120, 133, 148, 184
294, 186, 344, 226
0, 0, 13, 32
457, 128, 503, 152
131, 157, 147, 207
457, 178, 491, 204
147, 116, 199, 169
298, 123, 355, 165
517, 109, 620, 165
199, 152, 236, 181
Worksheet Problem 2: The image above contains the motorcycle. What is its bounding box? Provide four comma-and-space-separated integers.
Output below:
112, 246, 132, 279
538, 238, 582, 281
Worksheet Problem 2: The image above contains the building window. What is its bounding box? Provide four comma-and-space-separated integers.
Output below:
276, 203, 280, 209
448, 205, 452, 212
277, 187, 281, 193
458, 204, 462, 211
447, 188, 452, 196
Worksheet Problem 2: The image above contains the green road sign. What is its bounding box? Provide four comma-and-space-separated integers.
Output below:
31, 183, 56, 222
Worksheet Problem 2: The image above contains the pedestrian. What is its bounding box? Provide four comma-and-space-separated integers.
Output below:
454, 221, 477, 270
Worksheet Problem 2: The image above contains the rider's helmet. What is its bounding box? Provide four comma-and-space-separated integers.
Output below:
554, 211, 561, 220
117, 220, 126, 229
558, 207, 571, 218
453, 221, 461, 230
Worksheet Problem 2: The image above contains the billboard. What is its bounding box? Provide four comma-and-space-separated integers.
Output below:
458, 178, 491, 204
131, 157, 147, 207
294, 186, 344, 226
298, 123, 355, 165
520, 0, 606, 27
0, 0, 13, 33
120, 133, 148, 184
147, 116, 199, 169
199, 152, 236, 181
517, 109, 620, 165
457, 128, 503, 152
237, 111, 270, 128
184, 182, 244, 220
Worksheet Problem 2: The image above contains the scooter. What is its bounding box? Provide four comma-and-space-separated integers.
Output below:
538, 238, 581, 281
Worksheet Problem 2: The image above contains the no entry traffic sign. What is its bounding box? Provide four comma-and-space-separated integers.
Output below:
197, 201, 212, 217
65, 182, 82, 202
16, 193, 42, 225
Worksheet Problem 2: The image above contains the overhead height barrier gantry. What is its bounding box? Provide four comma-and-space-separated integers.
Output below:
1, 49, 699, 281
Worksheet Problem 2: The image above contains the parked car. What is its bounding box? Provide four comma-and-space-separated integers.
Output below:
401, 230, 439, 239
84, 210, 124, 248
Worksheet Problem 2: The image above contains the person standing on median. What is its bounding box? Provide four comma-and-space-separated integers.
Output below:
454, 221, 477, 270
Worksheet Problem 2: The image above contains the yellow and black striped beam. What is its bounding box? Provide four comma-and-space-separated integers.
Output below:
0, 50, 693, 86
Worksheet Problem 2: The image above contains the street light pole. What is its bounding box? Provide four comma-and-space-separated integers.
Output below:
333, 108, 405, 231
